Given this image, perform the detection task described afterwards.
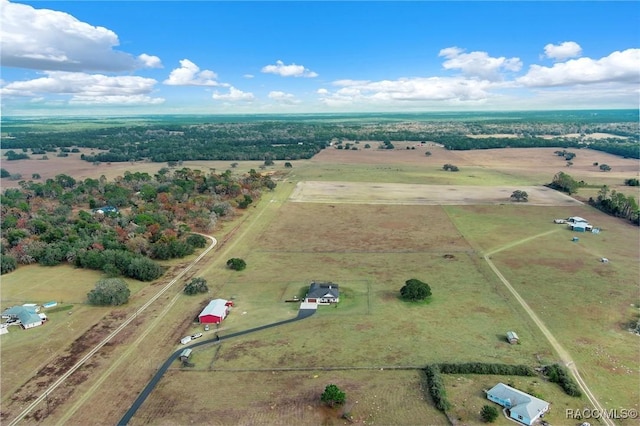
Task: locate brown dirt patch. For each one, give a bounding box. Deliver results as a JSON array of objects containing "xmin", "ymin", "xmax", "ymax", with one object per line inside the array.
[{"xmin": 290, "ymin": 181, "xmax": 583, "ymax": 206}]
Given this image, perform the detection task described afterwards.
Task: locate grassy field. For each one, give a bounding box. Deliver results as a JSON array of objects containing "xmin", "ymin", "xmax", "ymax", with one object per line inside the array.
[{"xmin": 1, "ymin": 144, "xmax": 638, "ymax": 425}]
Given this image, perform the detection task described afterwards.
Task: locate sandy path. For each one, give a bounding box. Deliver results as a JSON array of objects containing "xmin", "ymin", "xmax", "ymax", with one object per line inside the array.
[{"xmin": 484, "ymin": 232, "xmax": 614, "ymax": 426}]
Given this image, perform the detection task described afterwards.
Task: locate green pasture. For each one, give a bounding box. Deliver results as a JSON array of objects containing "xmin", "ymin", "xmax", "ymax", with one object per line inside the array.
[
  {"xmin": 290, "ymin": 161, "xmax": 535, "ymax": 186},
  {"xmin": 134, "ymin": 369, "xmax": 446, "ymax": 426},
  {"xmin": 443, "ymin": 373, "xmax": 587, "ymax": 425},
  {"xmin": 445, "ymin": 203, "xmax": 640, "ymax": 412},
  {"xmin": 0, "ymin": 264, "xmax": 147, "ymax": 306}
]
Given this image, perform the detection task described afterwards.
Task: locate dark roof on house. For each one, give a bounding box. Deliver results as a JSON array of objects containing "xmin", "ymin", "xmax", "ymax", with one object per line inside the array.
[{"xmin": 307, "ymin": 282, "xmax": 339, "ymax": 299}]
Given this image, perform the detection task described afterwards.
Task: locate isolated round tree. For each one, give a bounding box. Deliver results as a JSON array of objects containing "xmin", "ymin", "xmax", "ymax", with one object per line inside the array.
[
  {"xmin": 87, "ymin": 278, "xmax": 130, "ymax": 306},
  {"xmin": 226, "ymin": 258, "xmax": 247, "ymax": 271},
  {"xmin": 400, "ymin": 278, "xmax": 432, "ymax": 301}
]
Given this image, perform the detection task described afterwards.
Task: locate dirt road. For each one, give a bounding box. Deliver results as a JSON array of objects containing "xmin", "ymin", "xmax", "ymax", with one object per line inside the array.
[
  {"xmin": 6, "ymin": 236, "xmax": 218, "ymax": 426},
  {"xmin": 484, "ymin": 232, "xmax": 614, "ymax": 426}
]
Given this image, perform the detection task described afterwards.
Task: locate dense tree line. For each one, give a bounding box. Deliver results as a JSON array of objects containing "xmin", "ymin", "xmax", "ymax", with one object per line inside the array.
[
  {"xmin": 424, "ymin": 365, "xmax": 451, "ymax": 412},
  {"xmin": 436, "ymin": 362, "xmax": 536, "ymax": 376},
  {"xmin": 3, "ymin": 111, "xmax": 637, "ymax": 163},
  {"xmin": 0, "ymin": 166, "xmax": 276, "ymax": 276},
  {"xmin": 589, "ymin": 185, "xmax": 639, "ymax": 225}
]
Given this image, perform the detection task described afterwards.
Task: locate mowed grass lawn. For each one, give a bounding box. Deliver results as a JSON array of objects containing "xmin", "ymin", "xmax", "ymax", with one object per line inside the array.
[
  {"xmin": 135, "ymin": 202, "xmax": 570, "ymax": 424},
  {"xmin": 447, "ymin": 204, "xmax": 640, "ymax": 417},
  {"xmin": 0, "ymin": 265, "xmax": 149, "ymax": 401}
]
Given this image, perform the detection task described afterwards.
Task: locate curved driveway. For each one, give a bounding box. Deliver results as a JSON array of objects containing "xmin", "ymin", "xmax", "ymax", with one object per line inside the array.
[
  {"xmin": 117, "ymin": 307, "xmax": 316, "ymax": 426},
  {"xmin": 7, "ymin": 235, "xmax": 218, "ymax": 426}
]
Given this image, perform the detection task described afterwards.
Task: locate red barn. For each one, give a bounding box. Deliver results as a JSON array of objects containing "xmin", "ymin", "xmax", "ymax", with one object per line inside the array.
[{"xmin": 198, "ymin": 299, "xmax": 229, "ymax": 324}]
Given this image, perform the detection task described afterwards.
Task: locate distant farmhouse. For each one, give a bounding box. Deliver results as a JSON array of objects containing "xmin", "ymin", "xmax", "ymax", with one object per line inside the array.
[
  {"xmin": 92, "ymin": 206, "xmax": 118, "ymax": 215},
  {"xmin": 198, "ymin": 299, "xmax": 232, "ymax": 324},
  {"xmin": 566, "ymin": 216, "xmax": 593, "ymax": 232},
  {"xmin": 2, "ymin": 305, "xmax": 48, "ymax": 330},
  {"xmin": 304, "ymin": 282, "xmax": 339, "ymax": 304},
  {"xmin": 486, "ymin": 382, "xmax": 550, "ymax": 426}
]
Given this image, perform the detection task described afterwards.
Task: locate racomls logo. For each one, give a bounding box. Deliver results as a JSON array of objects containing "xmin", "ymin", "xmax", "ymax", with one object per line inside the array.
[{"xmin": 566, "ymin": 408, "xmax": 639, "ymax": 421}]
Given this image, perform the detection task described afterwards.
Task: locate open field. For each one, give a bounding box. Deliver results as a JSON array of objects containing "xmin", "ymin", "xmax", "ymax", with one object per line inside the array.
[
  {"xmin": 1, "ymin": 143, "xmax": 638, "ymax": 425},
  {"xmin": 289, "ymin": 181, "xmax": 582, "ymax": 206}
]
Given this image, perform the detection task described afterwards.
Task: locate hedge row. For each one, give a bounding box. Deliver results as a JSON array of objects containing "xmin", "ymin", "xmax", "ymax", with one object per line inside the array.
[
  {"xmin": 424, "ymin": 365, "xmax": 451, "ymax": 412},
  {"xmin": 437, "ymin": 362, "xmax": 536, "ymax": 377},
  {"xmin": 544, "ymin": 364, "xmax": 582, "ymax": 397}
]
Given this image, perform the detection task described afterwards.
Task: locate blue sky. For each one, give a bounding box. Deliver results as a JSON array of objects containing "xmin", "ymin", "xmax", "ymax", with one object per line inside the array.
[{"xmin": 1, "ymin": 1, "xmax": 639, "ymax": 115}]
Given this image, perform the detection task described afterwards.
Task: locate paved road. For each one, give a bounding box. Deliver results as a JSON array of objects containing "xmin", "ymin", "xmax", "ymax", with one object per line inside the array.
[
  {"xmin": 117, "ymin": 307, "xmax": 316, "ymax": 426},
  {"xmin": 6, "ymin": 236, "xmax": 218, "ymax": 426}
]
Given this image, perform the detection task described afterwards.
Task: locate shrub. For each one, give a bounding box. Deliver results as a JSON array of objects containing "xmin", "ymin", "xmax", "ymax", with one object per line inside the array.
[
  {"xmin": 0, "ymin": 254, "xmax": 17, "ymax": 275},
  {"xmin": 321, "ymin": 384, "xmax": 346, "ymax": 407},
  {"xmin": 544, "ymin": 364, "xmax": 582, "ymax": 397},
  {"xmin": 481, "ymin": 405, "xmax": 499, "ymax": 422},
  {"xmin": 184, "ymin": 277, "xmax": 209, "ymax": 295},
  {"xmin": 400, "ymin": 278, "xmax": 431, "ymax": 301},
  {"xmin": 186, "ymin": 233, "xmax": 208, "ymax": 248},
  {"xmin": 227, "ymin": 257, "xmax": 246, "ymax": 271},
  {"xmin": 87, "ymin": 278, "xmax": 130, "ymax": 306}
]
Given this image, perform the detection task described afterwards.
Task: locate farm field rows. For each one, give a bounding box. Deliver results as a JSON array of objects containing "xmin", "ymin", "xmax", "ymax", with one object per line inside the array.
[{"xmin": 1, "ymin": 143, "xmax": 638, "ymax": 425}]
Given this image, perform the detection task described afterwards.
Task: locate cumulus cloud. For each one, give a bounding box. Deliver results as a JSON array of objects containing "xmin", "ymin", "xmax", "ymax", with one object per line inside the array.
[
  {"xmin": 0, "ymin": 0, "xmax": 159, "ymax": 72},
  {"xmin": 0, "ymin": 71, "xmax": 164, "ymax": 105},
  {"xmin": 138, "ymin": 54, "xmax": 163, "ymax": 69},
  {"xmin": 212, "ymin": 86, "xmax": 255, "ymax": 101},
  {"xmin": 261, "ymin": 60, "xmax": 318, "ymax": 78},
  {"xmin": 164, "ymin": 59, "xmax": 221, "ymax": 86},
  {"xmin": 438, "ymin": 47, "xmax": 522, "ymax": 81},
  {"xmin": 518, "ymin": 48, "xmax": 640, "ymax": 87},
  {"xmin": 268, "ymin": 91, "xmax": 299, "ymax": 104},
  {"xmin": 319, "ymin": 76, "xmax": 494, "ymax": 107},
  {"xmin": 243, "ymin": 74, "xmax": 255, "ymax": 79},
  {"xmin": 543, "ymin": 41, "xmax": 582, "ymax": 61}
]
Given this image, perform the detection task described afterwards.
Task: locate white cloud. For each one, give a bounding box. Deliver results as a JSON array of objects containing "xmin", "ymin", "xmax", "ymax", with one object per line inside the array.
[
  {"xmin": 0, "ymin": 0, "xmax": 158, "ymax": 72},
  {"xmin": 261, "ymin": 60, "xmax": 318, "ymax": 78},
  {"xmin": 543, "ymin": 41, "xmax": 582, "ymax": 61},
  {"xmin": 243, "ymin": 74, "xmax": 255, "ymax": 79},
  {"xmin": 138, "ymin": 54, "xmax": 163, "ymax": 69},
  {"xmin": 212, "ymin": 86, "xmax": 255, "ymax": 101},
  {"xmin": 316, "ymin": 88, "xmax": 329, "ymax": 95},
  {"xmin": 319, "ymin": 76, "xmax": 494, "ymax": 107},
  {"xmin": 518, "ymin": 48, "xmax": 640, "ymax": 87},
  {"xmin": 268, "ymin": 91, "xmax": 299, "ymax": 104},
  {"xmin": 164, "ymin": 59, "xmax": 221, "ymax": 86},
  {"xmin": 0, "ymin": 71, "xmax": 164, "ymax": 105},
  {"xmin": 438, "ymin": 47, "xmax": 522, "ymax": 81}
]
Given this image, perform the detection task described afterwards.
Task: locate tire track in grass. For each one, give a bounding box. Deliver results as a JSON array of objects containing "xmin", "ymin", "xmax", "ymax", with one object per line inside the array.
[
  {"xmin": 6, "ymin": 236, "xmax": 217, "ymax": 426},
  {"xmin": 483, "ymin": 229, "xmax": 614, "ymax": 426}
]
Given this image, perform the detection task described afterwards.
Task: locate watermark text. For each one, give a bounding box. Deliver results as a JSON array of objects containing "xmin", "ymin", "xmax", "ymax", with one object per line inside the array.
[{"xmin": 566, "ymin": 408, "xmax": 638, "ymax": 420}]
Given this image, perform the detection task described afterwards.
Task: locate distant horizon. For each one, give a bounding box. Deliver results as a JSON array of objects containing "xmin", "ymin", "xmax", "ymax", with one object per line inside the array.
[
  {"xmin": 3, "ymin": 108, "xmax": 639, "ymax": 121},
  {"xmin": 1, "ymin": 1, "xmax": 638, "ymax": 116}
]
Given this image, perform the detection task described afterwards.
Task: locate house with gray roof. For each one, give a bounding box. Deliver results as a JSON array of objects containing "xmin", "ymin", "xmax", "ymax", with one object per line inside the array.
[
  {"xmin": 304, "ymin": 282, "xmax": 339, "ymax": 304},
  {"xmin": 486, "ymin": 382, "xmax": 549, "ymax": 425}
]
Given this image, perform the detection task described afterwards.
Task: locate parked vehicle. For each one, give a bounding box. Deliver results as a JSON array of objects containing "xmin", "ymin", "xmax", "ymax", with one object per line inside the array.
[
  {"xmin": 204, "ymin": 324, "xmax": 210, "ymax": 331},
  {"xmin": 180, "ymin": 336, "xmax": 192, "ymax": 345},
  {"xmin": 191, "ymin": 333, "xmax": 203, "ymax": 339}
]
